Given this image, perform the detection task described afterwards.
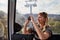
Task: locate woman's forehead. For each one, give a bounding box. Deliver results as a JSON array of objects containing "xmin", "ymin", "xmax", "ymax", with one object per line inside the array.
[
  {"xmin": 38, "ymin": 14, "xmax": 46, "ymax": 18},
  {"xmin": 38, "ymin": 15, "xmax": 42, "ymax": 17}
]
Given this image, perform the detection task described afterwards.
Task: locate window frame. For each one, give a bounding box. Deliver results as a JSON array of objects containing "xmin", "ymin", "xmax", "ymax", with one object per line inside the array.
[{"xmin": 8, "ymin": 0, "xmax": 16, "ymax": 40}]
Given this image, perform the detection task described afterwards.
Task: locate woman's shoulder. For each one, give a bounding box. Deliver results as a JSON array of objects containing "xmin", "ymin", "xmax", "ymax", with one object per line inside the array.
[
  {"xmin": 45, "ymin": 25, "xmax": 52, "ymax": 30},
  {"xmin": 44, "ymin": 25, "xmax": 52, "ymax": 35}
]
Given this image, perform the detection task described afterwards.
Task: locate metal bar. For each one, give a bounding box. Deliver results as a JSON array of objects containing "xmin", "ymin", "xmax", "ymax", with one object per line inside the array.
[
  {"xmin": 30, "ymin": 5, "xmax": 33, "ymax": 15},
  {"xmin": 8, "ymin": 0, "xmax": 16, "ymax": 40}
]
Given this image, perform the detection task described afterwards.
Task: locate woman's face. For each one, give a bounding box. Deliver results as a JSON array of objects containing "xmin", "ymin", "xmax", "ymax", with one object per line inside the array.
[{"xmin": 38, "ymin": 15, "xmax": 46, "ymax": 23}]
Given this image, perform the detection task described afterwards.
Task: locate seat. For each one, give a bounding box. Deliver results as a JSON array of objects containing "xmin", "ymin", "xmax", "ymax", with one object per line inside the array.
[{"xmin": 11, "ymin": 34, "xmax": 34, "ymax": 40}]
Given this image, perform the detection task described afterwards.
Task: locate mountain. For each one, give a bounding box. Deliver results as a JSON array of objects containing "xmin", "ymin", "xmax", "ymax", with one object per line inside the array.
[
  {"xmin": 23, "ymin": 14, "xmax": 60, "ymax": 21},
  {"xmin": 48, "ymin": 14, "xmax": 60, "ymax": 21},
  {"xmin": 0, "ymin": 11, "xmax": 7, "ymax": 19},
  {"xmin": 15, "ymin": 12, "xmax": 25, "ymax": 26}
]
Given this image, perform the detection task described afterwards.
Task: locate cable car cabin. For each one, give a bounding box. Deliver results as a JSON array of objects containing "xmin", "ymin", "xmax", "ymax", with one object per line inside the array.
[
  {"xmin": 0, "ymin": 0, "xmax": 60, "ymax": 40},
  {"xmin": 7, "ymin": 0, "xmax": 60, "ymax": 40}
]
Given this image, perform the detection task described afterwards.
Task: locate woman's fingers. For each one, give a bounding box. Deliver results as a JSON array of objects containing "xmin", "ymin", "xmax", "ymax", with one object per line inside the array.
[{"xmin": 30, "ymin": 16, "xmax": 34, "ymax": 22}]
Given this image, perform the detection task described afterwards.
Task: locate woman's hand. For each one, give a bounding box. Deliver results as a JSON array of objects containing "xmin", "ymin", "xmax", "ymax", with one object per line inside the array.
[
  {"xmin": 23, "ymin": 19, "xmax": 30, "ymax": 34},
  {"xmin": 24, "ymin": 19, "xmax": 30, "ymax": 25},
  {"xmin": 30, "ymin": 16, "xmax": 34, "ymax": 22}
]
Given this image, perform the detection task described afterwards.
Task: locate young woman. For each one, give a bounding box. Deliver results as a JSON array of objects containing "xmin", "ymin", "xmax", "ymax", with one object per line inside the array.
[{"xmin": 22, "ymin": 12, "xmax": 52, "ymax": 40}]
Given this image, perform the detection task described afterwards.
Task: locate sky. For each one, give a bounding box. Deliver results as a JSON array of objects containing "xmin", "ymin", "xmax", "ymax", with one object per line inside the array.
[
  {"xmin": 0, "ymin": 0, "xmax": 60, "ymax": 14},
  {"xmin": 0, "ymin": 0, "xmax": 8, "ymax": 13}
]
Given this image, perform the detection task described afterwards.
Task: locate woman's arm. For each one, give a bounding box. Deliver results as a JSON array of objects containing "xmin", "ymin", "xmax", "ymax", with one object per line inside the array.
[
  {"xmin": 22, "ymin": 20, "xmax": 29, "ymax": 34},
  {"xmin": 30, "ymin": 16, "xmax": 50, "ymax": 40}
]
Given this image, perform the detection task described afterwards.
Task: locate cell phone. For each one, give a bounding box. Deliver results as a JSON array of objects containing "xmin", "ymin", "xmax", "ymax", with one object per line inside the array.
[{"xmin": 28, "ymin": 16, "xmax": 31, "ymax": 21}]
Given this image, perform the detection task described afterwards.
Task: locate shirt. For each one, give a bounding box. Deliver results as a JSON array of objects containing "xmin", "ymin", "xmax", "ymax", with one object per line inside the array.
[{"xmin": 32, "ymin": 25, "xmax": 52, "ymax": 40}]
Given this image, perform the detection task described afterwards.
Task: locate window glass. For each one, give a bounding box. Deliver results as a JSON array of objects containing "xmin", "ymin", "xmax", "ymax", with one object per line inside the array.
[
  {"xmin": 16, "ymin": 0, "xmax": 60, "ymax": 34},
  {"xmin": 0, "ymin": 0, "xmax": 8, "ymax": 40}
]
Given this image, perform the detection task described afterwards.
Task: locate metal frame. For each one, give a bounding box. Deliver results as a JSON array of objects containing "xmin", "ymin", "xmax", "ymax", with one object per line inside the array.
[{"xmin": 8, "ymin": 0, "xmax": 16, "ymax": 40}]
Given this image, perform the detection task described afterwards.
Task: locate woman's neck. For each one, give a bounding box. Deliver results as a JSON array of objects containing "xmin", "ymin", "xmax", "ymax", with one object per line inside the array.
[{"xmin": 39, "ymin": 23, "xmax": 45, "ymax": 28}]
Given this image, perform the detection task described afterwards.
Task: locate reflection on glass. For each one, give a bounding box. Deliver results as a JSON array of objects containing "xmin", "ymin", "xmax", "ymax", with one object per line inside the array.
[
  {"xmin": 0, "ymin": 0, "xmax": 8, "ymax": 40},
  {"xmin": 16, "ymin": 0, "xmax": 60, "ymax": 34}
]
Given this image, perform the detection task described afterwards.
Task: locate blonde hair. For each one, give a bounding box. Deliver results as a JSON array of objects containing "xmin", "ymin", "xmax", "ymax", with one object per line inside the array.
[{"xmin": 0, "ymin": 21, "xmax": 4, "ymax": 37}]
